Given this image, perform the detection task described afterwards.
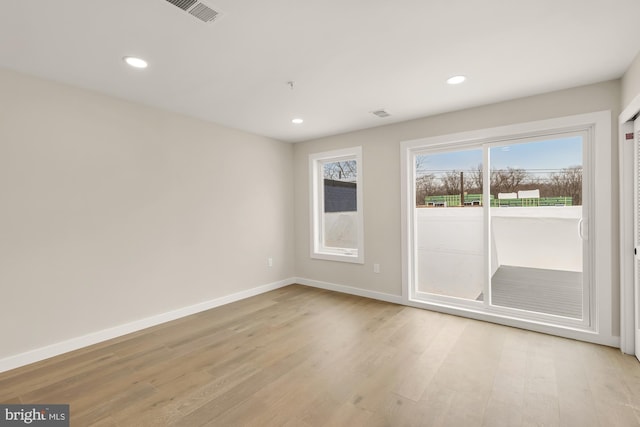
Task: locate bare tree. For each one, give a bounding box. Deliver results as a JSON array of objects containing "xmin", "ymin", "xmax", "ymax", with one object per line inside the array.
[
  {"xmin": 324, "ymin": 160, "xmax": 357, "ymax": 181},
  {"xmin": 468, "ymin": 163, "xmax": 483, "ymax": 193},
  {"xmin": 415, "ymin": 174, "xmax": 438, "ymax": 205},
  {"xmin": 491, "ymin": 167, "xmax": 527, "ymax": 195},
  {"xmin": 549, "ymin": 166, "xmax": 582, "ymax": 205},
  {"xmin": 441, "ymin": 171, "xmax": 462, "ymax": 195},
  {"xmin": 415, "ymin": 155, "xmax": 426, "ymax": 174}
]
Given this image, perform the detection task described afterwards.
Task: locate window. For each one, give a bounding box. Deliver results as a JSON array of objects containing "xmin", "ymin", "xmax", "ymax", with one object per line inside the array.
[{"xmin": 310, "ymin": 147, "xmax": 364, "ymax": 263}]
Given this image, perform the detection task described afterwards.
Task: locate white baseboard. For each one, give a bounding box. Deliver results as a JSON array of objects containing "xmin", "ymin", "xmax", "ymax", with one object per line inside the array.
[
  {"xmin": 295, "ymin": 277, "xmax": 403, "ymax": 305},
  {"xmin": 294, "ymin": 278, "xmax": 621, "ymax": 348},
  {"xmin": 0, "ymin": 278, "xmax": 295, "ymax": 374},
  {"xmin": 403, "ymin": 298, "xmax": 621, "ymax": 348},
  {"xmin": 1, "ymin": 276, "xmax": 619, "ymax": 374}
]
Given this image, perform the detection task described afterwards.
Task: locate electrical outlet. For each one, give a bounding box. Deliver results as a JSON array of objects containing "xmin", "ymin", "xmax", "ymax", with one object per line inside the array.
[
  {"xmin": 268, "ymin": 257, "xmax": 273, "ymax": 267},
  {"xmin": 373, "ymin": 263, "xmax": 380, "ymax": 274}
]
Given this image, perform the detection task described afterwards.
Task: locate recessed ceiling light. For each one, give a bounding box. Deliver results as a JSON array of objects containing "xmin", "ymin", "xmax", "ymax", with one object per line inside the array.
[
  {"xmin": 123, "ymin": 56, "xmax": 148, "ymax": 69},
  {"xmin": 446, "ymin": 75, "xmax": 466, "ymax": 85},
  {"xmin": 292, "ymin": 118, "xmax": 304, "ymax": 124},
  {"xmin": 371, "ymin": 109, "xmax": 391, "ymax": 118}
]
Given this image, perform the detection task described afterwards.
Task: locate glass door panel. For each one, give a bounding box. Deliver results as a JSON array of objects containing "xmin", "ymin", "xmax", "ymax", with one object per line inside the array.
[
  {"xmin": 415, "ymin": 148, "xmax": 484, "ymax": 300},
  {"xmin": 488, "ymin": 136, "xmax": 585, "ymax": 319}
]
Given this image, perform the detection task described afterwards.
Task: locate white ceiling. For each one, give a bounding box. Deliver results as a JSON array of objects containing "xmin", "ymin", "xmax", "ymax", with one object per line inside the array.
[{"xmin": 1, "ymin": 0, "xmax": 640, "ymax": 143}]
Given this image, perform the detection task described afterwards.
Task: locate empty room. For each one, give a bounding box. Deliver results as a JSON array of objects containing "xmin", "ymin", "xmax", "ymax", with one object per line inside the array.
[{"xmin": 3, "ymin": 0, "xmax": 640, "ymax": 426}]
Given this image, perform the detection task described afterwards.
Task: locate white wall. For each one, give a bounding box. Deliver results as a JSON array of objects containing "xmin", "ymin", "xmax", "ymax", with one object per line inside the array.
[
  {"xmin": 491, "ymin": 207, "xmax": 582, "ymax": 272},
  {"xmin": 622, "ymin": 50, "xmax": 640, "ymax": 109},
  {"xmin": 417, "ymin": 208, "xmax": 483, "ymax": 299},
  {"xmin": 293, "ymin": 80, "xmax": 621, "ymax": 332},
  {"xmin": 0, "ymin": 68, "xmax": 295, "ymax": 362}
]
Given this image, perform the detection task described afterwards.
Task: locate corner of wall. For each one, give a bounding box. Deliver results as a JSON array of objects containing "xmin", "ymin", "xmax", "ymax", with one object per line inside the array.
[{"xmin": 622, "ymin": 50, "xmax": 640, "ymax": 110}]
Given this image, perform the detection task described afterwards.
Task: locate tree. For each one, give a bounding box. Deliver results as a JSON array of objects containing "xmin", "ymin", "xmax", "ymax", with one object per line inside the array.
[
  {"xmin": 490, "ymin": 167, "xmax": 527, "ymax": 195},
  {"xmin": 324, "ymin": 160, "xmax": 357, "ymax": 181},
  {"xmin": 549, "ymin": 166, "xmax": 582, "ymax": 205},
  {"xmin": 415, "ymin": 174, "xmax": 438, "ymax": 205},
  {"xmin": 415, "ymin": 155, "xmax": 426, "ymax": 175},
  {"xmin": 442, "ymin": 171, "xmax": 463, "ymax": 195},
  {"xmin": 468, "ymin": 163, "xmax": 483, "ymax": 193}
]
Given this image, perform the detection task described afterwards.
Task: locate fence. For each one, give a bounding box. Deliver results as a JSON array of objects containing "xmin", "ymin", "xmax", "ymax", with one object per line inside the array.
[{"xmin": 424, "ymin": 194, "xmax": 573, "ymax": 207}]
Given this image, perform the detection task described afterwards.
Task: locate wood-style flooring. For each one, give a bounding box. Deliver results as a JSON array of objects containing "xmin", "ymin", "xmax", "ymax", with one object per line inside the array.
[{"xmin": 1, "ymin": 285, "xmax": 639, "ymax": 426}]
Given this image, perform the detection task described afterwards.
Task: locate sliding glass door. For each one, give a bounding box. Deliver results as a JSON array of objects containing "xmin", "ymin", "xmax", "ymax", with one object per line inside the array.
[
  {"xmin": 488, "ymin": 135, "xmax": 587, "ymax": 321},
  {"xmin": 410, "ymin": 131, "xmax": 590, "ymax": 327}
]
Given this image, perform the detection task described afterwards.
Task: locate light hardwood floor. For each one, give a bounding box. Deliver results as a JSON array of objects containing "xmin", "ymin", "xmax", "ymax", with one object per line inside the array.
[{"xmin": 1, "ymin": 285, "xmax": 639, "ymax": 426}]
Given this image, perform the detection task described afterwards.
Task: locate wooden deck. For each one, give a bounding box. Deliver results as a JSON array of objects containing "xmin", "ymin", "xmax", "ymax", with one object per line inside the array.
[{"xmin": 491, "ymin": 265, "xmax": 582, "ymax": 319}]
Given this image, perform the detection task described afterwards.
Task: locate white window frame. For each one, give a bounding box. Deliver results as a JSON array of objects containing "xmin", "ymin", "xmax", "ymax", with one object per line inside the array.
[
  {"xmin": 401, "ymin": 111, "xmax": 616, "ymax": 347},
  {"xmin": 309, "ymin": 146, "xmax": 364, "ymax": 264},
  {"xmin": 408, "ymin": 131, "xmax": 592, "ymax": 328}
]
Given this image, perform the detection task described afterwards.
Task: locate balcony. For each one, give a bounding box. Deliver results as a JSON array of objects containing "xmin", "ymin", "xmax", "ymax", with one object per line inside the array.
[{"xmin": 416, "ymin": 206, "xmax": 582, "ymax": 319}]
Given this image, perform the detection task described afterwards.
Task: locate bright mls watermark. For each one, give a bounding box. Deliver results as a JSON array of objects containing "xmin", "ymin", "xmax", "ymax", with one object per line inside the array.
[{"xmin": 0, "ymin": 405, "xmax": 68, "ymax": 426}]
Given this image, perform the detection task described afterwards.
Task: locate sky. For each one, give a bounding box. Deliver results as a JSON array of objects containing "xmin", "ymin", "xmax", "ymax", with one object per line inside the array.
[{"xmin": 416, "ymin": 136, "xmax": 582, "ymax": 175}]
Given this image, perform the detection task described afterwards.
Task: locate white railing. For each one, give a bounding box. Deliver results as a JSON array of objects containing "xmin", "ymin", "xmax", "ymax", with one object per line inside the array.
[{"xmin": 416, "ymin": 206, "xmax": 582, "ymax": 299}]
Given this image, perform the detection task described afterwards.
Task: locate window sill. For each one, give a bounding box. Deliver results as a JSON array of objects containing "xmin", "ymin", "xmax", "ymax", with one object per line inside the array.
[{"xmin": 311, "ymin": 249, "xmax": 363, "ymax": 264}]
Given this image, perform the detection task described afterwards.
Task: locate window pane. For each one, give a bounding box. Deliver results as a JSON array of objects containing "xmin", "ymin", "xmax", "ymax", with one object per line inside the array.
[
  {"xmin": 323, "ymin": 160, "xmax": 357, "ymax": 250},
  {"xmin": 489, "ymin": 136, "xmax": 584, "ymax": 319},
  {"xmin": 415, "ymin": 149, "xmax": 484, "ymax": 300}
]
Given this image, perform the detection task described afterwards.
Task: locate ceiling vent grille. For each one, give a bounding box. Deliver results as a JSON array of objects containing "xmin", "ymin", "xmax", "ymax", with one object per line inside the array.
[
  {"xmin": 371, "ymin": 110, "xmax": 391, "ymax": 118},
  {"xmin": 189, "ymin": 3, "xmax": 218, "ymax": 22},
  {"xmin": 164, "ymin": 0, "xmax": 219, "ymax": 23},
  {"xmin": 166, "ymin": 0, "xmax": 197, "ymax": 11}
]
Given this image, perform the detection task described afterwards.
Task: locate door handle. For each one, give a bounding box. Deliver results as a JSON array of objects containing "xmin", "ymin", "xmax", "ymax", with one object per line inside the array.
[{"xmin": 579, "ymin": 218, "xmax": 586, "ymax": 240}]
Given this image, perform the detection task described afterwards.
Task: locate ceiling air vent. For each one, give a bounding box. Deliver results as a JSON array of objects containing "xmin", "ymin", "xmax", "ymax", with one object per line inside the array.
[
  {"xmin": 371, "ymin": 109, "xmax": 391, "ymax": 118},
  {"xmin": 189, "ymin": 3, "xmax": 218, "ymax": 22},
  {"xmin": 166, "ymin": 0, "xmax": 197, "ymax": 11},
  {"xmin": 164, "ymin": 0, "xmax": 219, "ymax": 23}
]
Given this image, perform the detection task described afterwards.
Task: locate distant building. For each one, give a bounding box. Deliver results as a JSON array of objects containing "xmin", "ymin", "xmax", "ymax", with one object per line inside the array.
[
  {"xmin": 517, "ymin": 189, "xmax": 540, "ymax": 199},
  {"xmin": 324, "ymin": 179, "xmax": 357, "ymax": 212}
]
